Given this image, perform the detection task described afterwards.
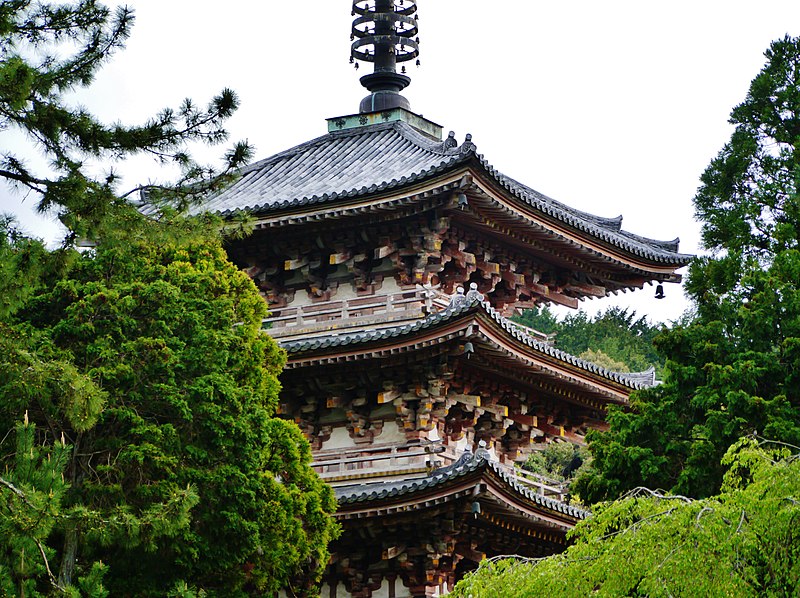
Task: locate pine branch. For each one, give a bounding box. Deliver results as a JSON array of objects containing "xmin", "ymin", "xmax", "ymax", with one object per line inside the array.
[
  {"xmin": 0, "ymin": 168, "xmax": 47, "ymax": 193},
  {"xmin": 35, "ymin": 538, "xmax": 65, "ymax": 593},
  {"xmin": 0, "ymin": 475, "xmax": 29, "ymax": 503}
]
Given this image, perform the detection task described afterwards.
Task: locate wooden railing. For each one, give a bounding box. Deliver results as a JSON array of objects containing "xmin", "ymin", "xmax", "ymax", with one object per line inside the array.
[
  {"xmin": 263, "ymin": 288, "xmax": 554, "ymax": 344},
  {"xmin": 310, "ymin": 442, "xmax": 459, "ymax": 485},
  {"xmin": 310, "ymin": 442, "xmax": 569, "ymax": 500},
  {"xmin": 505, "ymin": 468, "xmax": 569, "ymax": 500},
  {"xmin": 263, "ymin": 289, "xmax": 434, "ymax": 338},
  {"xmin": 506, "ymin": 320, "xmax": 554, "ymax": 345}
]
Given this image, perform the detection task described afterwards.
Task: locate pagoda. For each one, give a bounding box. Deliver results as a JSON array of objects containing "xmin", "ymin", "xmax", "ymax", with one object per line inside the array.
[{"xmin": 189, "ymin": 2, "xmax": 690, "ymax": 596}]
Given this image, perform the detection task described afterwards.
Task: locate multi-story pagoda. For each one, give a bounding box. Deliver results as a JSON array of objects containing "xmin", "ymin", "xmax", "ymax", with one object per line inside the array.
[{"xmin": 190, "ymin": 2, "xmax": 690, "ymax": 596}]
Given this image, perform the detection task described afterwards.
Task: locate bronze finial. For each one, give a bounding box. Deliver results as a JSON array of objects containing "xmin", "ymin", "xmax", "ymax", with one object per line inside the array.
[{"xmin": 350, "ymin": 0, "xmax": 419, "ymax": 113}]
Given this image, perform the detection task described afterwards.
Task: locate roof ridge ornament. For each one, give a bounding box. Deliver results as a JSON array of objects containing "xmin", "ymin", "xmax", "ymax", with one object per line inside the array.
[
  {"xmin": 459, "ymin": 133, "xmax": 476, "ymax": 154},
  {"xmin": 350, "ymin": 0, "xmax": 420, "ymax": 113},
  {"xmin": 448, "ymin": 286, "xmax": 467, "ymax": 309},
  {"xmin": 465, "ymin": 282, "xmax": 484, "ymax": 303}
]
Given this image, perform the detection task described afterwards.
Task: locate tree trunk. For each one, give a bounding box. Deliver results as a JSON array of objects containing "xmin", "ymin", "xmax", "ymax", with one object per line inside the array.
[
  {"xmin": 59, "ymin": 432, "xmax": 83, "ymax": 588},
  {"xmin": 58, "ymin": 525, "xmax": 78, "ymax": 588}
]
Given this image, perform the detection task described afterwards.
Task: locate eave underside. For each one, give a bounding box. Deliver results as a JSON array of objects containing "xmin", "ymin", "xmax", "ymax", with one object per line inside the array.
[{"xmin": 243, "ymin": 164, "xmax": 688, "ymax": 285}]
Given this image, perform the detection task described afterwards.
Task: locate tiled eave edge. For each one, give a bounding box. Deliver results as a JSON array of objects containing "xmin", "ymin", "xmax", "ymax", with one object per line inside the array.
[
  {"xmin": 463, "ymin": 189, "xmax": 685, "ymax": 286},
  {"xmin": 239, "ymin": 157, "xmax": 690, "ymax": 282},
  {"xmin": 472, "ymin": 308, "xmax": 643, "ymax": 402},
  {"xmin": 335, "ymin": 456, "xmax": 586, "ymax": 528},
  {"xmin": 281, "ymin": 301, "xmax": 651, "ymax": 398},
  {"xmin": 469, "ymin": 155, "xmax": 693, "ymax": 268},
  {"xmin": 461, "ymin": 172, "xmax": 690, "ymax": 281},
  {"xmin": 246, "ymin": 175, "xmax": 465, "ymax": 230}
]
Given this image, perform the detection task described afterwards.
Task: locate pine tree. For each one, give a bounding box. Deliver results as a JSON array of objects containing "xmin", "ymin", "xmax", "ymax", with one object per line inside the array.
[
  {"xmin": 0, "ymin": 0, "xmax": 251, "ymax": 246},
  {"xmin": 574, "ymin": 36, "xmax": 800, "ymax": 502},
  {"xmin": 0, "ymin": 2, "xmax": 338, "ymax": 595},
  {"xmin": 0, "ymin": 416, "xmax": 100, "ymax": 596}
]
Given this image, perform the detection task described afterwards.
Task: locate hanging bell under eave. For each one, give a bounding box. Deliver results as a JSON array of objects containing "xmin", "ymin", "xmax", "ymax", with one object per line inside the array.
[
  {"xmin": 655, "ymin": 284, "xmax": 665, "ymax": 299},
  {"xmin": 471, "ymin": 501, "xmax": 481, "ymax": 518}
]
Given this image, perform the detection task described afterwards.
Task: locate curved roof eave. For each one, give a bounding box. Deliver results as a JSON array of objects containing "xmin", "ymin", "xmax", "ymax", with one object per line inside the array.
[
  {"xmin": 281, "ymin": 299, "xmax": 657, "ymax": 393},
  {"xmin": 335, "ymin": 452, "xmax": 589, "ymax": 521},
  {"xmin": 173, "ymin": 120, "xmax": 690, "ymax": 267}
]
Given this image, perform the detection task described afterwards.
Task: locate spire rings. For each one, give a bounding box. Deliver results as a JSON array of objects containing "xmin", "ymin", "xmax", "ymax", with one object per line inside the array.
[
  {"xmin": 351, "ymin": 35, "xmax": 419, "ymax": 63},
  {"xmin": 352, "ymin": 13, "xmax": 418, "ymax": 40},
  {"xmin": 352, "ymin": 0, "xmax": 418, "ymax": 18}
]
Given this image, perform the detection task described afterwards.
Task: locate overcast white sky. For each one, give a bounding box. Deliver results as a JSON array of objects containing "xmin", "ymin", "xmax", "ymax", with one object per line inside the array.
[{"xmin": 5, "ymin": 1, "xmax": 800, "ymax": 323}]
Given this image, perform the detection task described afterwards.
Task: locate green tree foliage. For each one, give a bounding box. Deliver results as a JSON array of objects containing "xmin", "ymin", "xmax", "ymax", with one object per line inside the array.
[
  {"xmin": 0, "ymin": 0, "xmax": 252, "ymax": 243},
  {"xmin": 1, "ymin": 221, "xmax": 338, "ymax": 595},
  {"xmin": 452, "ymin": 439, "xmax": 800, "ymax": 597},
  {"xmin": 514, "ymin": 306, "xmax": 664, "ymax": 374},
  {"xmin": 1, "ymin": 417, "xmax": 78, "ymax": 596},
  {"xmin": 522, "ymin": 441, "xmax": 589, "ymax": 485},
  {"xmin": 0, "ymin": 2, "xmax": 337, "ymax": 595},
  {"xmin": 575, "ymin": 36, "xmax": 800, "ymax": 503},
  {"xmin": 0, "ymin": 417, "xmax": 112, "ymax": 597}
]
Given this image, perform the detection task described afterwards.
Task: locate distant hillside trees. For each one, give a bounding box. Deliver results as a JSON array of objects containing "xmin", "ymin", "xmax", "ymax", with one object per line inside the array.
[{"xmin": 514, "ymin": 306, "xmax": 666, "ymax": 375}]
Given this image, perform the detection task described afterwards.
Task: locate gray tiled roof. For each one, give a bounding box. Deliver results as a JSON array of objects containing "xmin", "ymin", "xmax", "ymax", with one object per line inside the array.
[
  {"xmin": 335, "ymin": 452, "xmax": 589, "ymax": 520},
  {"xmin": 183, "ymin": 119, "xmax": 689, "ymax": 265},
  {"xmin": 281, "ymin": 299, "xmax": 658, "ymax": 391},
  {"xmin": 190, "ymin": 121, "xmax": 469, "ymax": 216}
]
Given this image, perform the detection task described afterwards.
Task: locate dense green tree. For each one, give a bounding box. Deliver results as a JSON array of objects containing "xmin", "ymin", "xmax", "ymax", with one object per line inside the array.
[
  {"xmin": 574, "ymin": 36, "xmax": 800, "ymax": 503},
  {"xmin": 2, "ymin": 220, "xmax": 338, "ymax": 595},
  {"xmin": 451, "ymin": 439, "xmax": 800, "ymax": 597},
  {"xmin": 514, "ymin": 306, "xmax": 665, "ymax": 374},
  {"xmin": 0, "ymin": 2, "xmax": 338, "ymax": 595}
]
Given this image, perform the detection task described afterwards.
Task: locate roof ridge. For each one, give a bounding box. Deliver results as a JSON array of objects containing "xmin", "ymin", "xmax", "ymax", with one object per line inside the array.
[
  {"xmin": 334, "ymin": 451, "xmax": 588, "ymax": 519},
  {"xmin": 482, "ymin": 169, "xmax": 691, "ymax": 262},
  {"xmin": 476, "ymin": 299, "xmax": 657, "ymax": 390}
]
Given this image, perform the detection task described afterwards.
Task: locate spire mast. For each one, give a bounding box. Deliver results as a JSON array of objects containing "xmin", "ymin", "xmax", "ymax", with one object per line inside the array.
[{"xmin": 350, "ymin": 0, "xmax": 419, "ymax": 113}]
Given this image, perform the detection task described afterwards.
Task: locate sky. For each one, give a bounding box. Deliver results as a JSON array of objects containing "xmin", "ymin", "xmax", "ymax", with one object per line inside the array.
[{"xmin": 4, "ymin": 0, "xmax": 800, "ymax": 323}]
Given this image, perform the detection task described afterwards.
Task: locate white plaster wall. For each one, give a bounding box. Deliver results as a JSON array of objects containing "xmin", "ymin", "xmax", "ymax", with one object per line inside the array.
[
  {"xmin": 322, "ymin": 425, "xmax": 355, "ymax": 451},
  {"xmin": 320, "ymin": 421, "xmax": 415, "ymax": 452},
  {"xmin": 376, "ymin": 419, "xmax": 406, "ymax": 444},
  {"xmin": 452, "ymin": 435, "xmax": 470, "ymax": 455},
  {"xmin": 283, "ymin": 275, "xmax": 404, "ymax": 308}
]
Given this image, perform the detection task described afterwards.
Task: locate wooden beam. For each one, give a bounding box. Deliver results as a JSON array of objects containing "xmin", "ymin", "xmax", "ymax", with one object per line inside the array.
[
  {"xmin": 374, "ymin": 245, "xmax": 394, "ymax": 260},
  {"xmin": 382, "ymin": 545, "xmax": 406, "ymax": 560},
  {"xmin": 447, "ymin": 393, "xmax": 481, "ymax": 408},
  {"xmin": 502, "ymin": 270, "xmax": 526, "ymax": 286},
  {"xmin": 510, "ymin": 413, "xmax": 538, "ymax": 427},
  {"xmin": 284, "ymin": 257, "xmax": 308, "ymax": 270},
  {"xmin": 329, "ymin": 251, "xmax": 352, "ymax": 265},
  {"xmin": 476, "ymin": 260, "xmax": 500, "ymax": 275},
  {"xmin": 481, "ymin": 403, "xmax": 509, "ymax": 418},
  {"xmin": 564, "ymin": 282, "xmax": 606, "ymax": 297},
  {"xmin": 454, "ymin": 543, "xmax": 485, "ymax": 563},
  {"xmin": 377, "ymin": 389, "xmax": 401, "ymax": 404}
]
